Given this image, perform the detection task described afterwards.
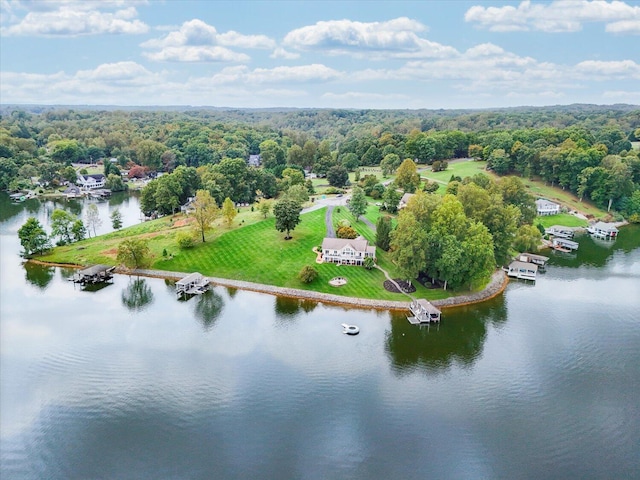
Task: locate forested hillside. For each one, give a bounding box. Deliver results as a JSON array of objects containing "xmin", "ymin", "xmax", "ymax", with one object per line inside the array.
[{"xmin": 1, "ymin": 105, "xmax": 639, "ymax": 218}]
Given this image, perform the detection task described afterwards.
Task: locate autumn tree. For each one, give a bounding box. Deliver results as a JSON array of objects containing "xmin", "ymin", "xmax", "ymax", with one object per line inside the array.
[
  {"xmin": 258, "ymin": 199, "xmax": 272, "ymax": 218},
  {"xmin": 192, "ymin": 189, "xmax": 219, "ymax": 242},
  {"xmin": 221, "ymin": 197, "xmax": 237, "ymax": 227},
  {"xmin": 394, "ymin": 158, "xmax": 420, "ymax": 193}
]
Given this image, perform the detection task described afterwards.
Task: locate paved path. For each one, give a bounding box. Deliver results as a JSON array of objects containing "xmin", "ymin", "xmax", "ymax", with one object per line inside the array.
[
  {"xmin": 358, "ymin": 215, "xmax": 376, "ymax": 232},
  {"xmin": 375, "ymin": 265, "xmax": 414, "ymax": 301},
  {"xmin": 325, "ymin": 205, "xmax": 335, "ymax": 238}
]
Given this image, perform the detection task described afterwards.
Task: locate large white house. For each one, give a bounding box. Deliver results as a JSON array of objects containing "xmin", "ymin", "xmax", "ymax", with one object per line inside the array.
[
  {"xmin": 77, "ymin": 174, "xmax": 106, "ymax": 190},
  {"xmin": 535, "ymin": 198, "xmax": 560, "ymax": 216},
  {"xmin": 322, "ymin": 236, "xmax": 376, "ymax": 266}
]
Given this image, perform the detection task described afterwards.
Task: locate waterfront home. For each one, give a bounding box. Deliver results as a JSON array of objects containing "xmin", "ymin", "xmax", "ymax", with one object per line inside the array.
[
  {"xmin": 398, "ymin": 193, "xmax": 415, "ymax": 209},
  {"xmin": 63, "ymin": 185, "xmax": 82, "ymax": 198},
  {"xmin": 321, "ymin": 236, "xmax": 376, "ymax": 266},
  {"xmin": 78, "ymin": 174, "xmax": 106, "ymax": 190},
  {"xmin": 536, "ymin": 198, "xmax": 560, "ymax": 216},
  {"xmin": 507, "ymin": 261, "xmax": 538, "ymax": 281},
  {"xmin": 587, "ymin": 221, "xmax": 618, "ymax": 239}
]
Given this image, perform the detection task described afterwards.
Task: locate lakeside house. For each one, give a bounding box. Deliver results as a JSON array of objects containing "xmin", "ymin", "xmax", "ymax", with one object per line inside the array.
[
  {"xmin": 536, "ymin": 198, "xmax": 560, "ymax": 216},
  {"xmin": 63, "ymin": 185, "xmax": 82, "ymax": 198},
  {"xmin": 587, "ymin": 221, "xmax": 618, "ymax": 239},
  {"xmin": 321, "ymin": 236, "xmax": 376, "ymax": 266},
  {"xmin": 398, "ymin": 193, "xmax": 415, "ymax": 209},
  {"xmin": 77, "ymin": 174, "xmax": 106, "ymax": 190}
]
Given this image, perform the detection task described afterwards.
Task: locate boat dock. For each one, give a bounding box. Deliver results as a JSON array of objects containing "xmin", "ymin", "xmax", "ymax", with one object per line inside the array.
[
  {"xmin": 71, "ymin": 264, "xmax": 115, "ymax": 285},
  {"xmin": 552, "ymin": 237, "xmax": 579, "ymax": 252},
  {"xmin": 176, "ymin": 272, "xmax": 210, "ymax": 297},
  {"xmin": 517, "ymin": 253, "xmax": 549, "ymax": 268},
  {"xmin": 506, "ymin": 260, "xmax": 538, "ymax": 281},
  {"xmin": 407, "ymin": 299, "xmax": 441, "ymax": 324},
  {"xmin": 546, "ymin": 226, "xmax": 574, "ymax": 239}
]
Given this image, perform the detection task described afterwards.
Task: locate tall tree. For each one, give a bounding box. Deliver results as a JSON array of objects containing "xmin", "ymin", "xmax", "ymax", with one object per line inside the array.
[
  {"xmin": 110, "ymin": 209, "xmax": 123, "ymax": 230},
  {"xmin": 375, "ymin": 216, "xmax": 392, "ymax": 251},
  {"xmin": 326, "ymin": 165, "xmax": 349, "ymax": 188},
  {"xmin": 71, "ymin": 219, "xmax": 86, "ymax": 242},
  {"xmin": 18, "ymin": 217, "xmax": 50, "ymax": 256},
  {"xmin": 117, "ymin": 238, "xmax": 150, "ymax": 269},
  {"xmin": 389, "ymin": 212, "xmax": 428, "ymax": 284},
  {"xmin": 85, "ymin": 203, "xmax": 102, "ymax": 237},
  {"xmin": 221, "ymin": 197, "xmax": 237, "ymax": 227},
  {"xmin": 51, "ymin": 209, "xmax": 76, "ymax": 245},
  {"xmin": 348, "ymin": 186, "xmax": 368, "ymax": 222},
  {"xmin": 274, "ymin": 197, "xmax": 302, "ymax": 239},
  {"xmin": 395, "ymin": 158, "xmax": 420, "ymax": 193},
  {"xmin": 192, "ymin": 189, "xmax": 219, "ymax": 242}
]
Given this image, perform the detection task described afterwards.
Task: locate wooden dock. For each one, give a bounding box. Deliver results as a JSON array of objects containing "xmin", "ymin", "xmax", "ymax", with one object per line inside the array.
[
  {"xmin": 552, "ymin": 237, "xmax": 579, "ymax": 252},
  {"xmin": 176, "ymin": 272, "xmax": 210, "ymax": 297},
  {"xmin": 407, "ymin": 299, "xmax": 441, "ymax": 324},
  {"xmin": 71, "ymin": 265, "xmax": 115, "ymax": 285}
]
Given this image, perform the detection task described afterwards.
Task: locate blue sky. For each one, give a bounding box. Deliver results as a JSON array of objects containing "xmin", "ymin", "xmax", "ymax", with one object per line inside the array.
[{"xmin": 1, "ymin": 0, "xmax": 639, "ymax": 109}]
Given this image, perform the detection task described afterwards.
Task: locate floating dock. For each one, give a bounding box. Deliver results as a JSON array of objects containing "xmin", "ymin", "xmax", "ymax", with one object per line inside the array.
[
  {"xmin": 407, "ymin": 299, "xmax": 441, "ymax": 324},
  {"xmin": 176, "ymin": 272, "xmax": 210, "ymax": 297},
  {"xmin": 552, "ymin": 237, "xmax": 579, "ymax": 252}
]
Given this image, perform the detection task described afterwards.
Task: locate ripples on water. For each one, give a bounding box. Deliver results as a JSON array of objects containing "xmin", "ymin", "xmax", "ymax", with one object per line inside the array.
[{"xmin": 1, "ymin": 195, "xmax": 639, "ymax": 479}]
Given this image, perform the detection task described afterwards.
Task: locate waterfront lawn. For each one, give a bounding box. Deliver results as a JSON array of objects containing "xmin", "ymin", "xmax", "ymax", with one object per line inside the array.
[{"xmin": 536, "ymin": 213, "xmax": 589, "ymax": 229}]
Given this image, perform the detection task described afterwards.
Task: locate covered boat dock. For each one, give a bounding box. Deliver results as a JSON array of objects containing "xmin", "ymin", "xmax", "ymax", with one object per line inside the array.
[
  {"xmin": 71, "ymin": 264, "xmax": 115, "ymax": 285},
  {"xmin": 176, "ymin": 272, "xmax": 210, "ymax": 297}
]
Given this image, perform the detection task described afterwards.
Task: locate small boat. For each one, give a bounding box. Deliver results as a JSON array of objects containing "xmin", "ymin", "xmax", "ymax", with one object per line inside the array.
[{"xmin": 341, "ymin": 323, "xmax": 359, "ymax": 335}]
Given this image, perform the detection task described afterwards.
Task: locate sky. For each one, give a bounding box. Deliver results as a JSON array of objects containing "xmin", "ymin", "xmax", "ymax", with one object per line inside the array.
[{"xmin": 0, "ymin": 0, "xmax": 639, "ymax": 109}]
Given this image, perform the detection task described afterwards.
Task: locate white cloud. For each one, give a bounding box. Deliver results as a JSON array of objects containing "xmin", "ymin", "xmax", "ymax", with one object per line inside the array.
[
  {"xmin": 465, "ymin": 0, "xmax": 640, "ymax": 33},
  {"xmin": 283, "ymin": 17, "xmax": 457, "ymax": 59},
  {"xmin": 211, "ymin": 64, "xmax": 342, "ymax": 85},
  {"xmin": 605, "ymin": 19, "xmax": 640, "ymax": 34},
  {"xmin": 141, "ymin": 19, "xmax": 275, "ymax": 63},
  {"xmin": 602, "ymin": 90, "xmax": 640, "ymax": 100},
  {"xmin": 270, "ymin": 47, "xmax": 300, "ymax": 60},
  {"xmin": 144, "ymin": 46, "xmax": 250, "ymax": 63},
  {"xmin": 574, "ymin": 59, "xmax": 640, "ymax": 78},
  {"xmin": 1, "ymin": 4, "xmax": 148, "ymax": 36}
]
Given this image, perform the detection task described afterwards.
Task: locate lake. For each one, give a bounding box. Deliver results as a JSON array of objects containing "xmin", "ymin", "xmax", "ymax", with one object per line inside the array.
[{"xmin": 1, "ymin": 192, "xmax": 639, "ymax": 479}]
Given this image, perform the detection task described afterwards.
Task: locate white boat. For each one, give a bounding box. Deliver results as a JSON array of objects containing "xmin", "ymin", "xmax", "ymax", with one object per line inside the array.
[{"xmin": 341, "ymin": 323, "xmax": 360, "ymax": 335}]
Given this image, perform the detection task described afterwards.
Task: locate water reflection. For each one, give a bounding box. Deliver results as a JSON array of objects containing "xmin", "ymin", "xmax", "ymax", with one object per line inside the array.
[
  {"xmin": 121, "ymin": 277, "xmax": 155, "ymax": 312},
  {"xmin": 274, "ymin": 296, "xmax": 318, "ymax": 321},
  {"xmin": 24, "ymin": 262, "xmax": 55, "ymax": 290},
  {"xmin": 548, "ymin": 225, "xmax": 640, "ymax": 269},
  {"xmin": 192, "ymin": 289, "xmax": 224, "ymax": 330},
  {"xmin": 385, "ymin": 296, "xmax": 507, "ymax": 375}
]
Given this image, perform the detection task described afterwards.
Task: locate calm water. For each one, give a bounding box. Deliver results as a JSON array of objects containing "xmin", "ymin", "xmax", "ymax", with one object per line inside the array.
[{"xmin": 1, "ymin": 193, "xmax": 639, "ymax": 479}]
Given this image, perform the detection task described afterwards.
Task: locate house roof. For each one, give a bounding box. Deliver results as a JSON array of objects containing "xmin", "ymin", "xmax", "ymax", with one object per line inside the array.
[
  {"xmin": 592, "ymin": 221, "xmax": 618, "ymax": 232},
  {"xmin": 400, "ymin": 193, "xmax": 415, "ymax": 205},
  {"xmin": 509, "ymin": 261, "xmax": 538, "ymax": 272},
  {"xmin": 78, "ymin": 264, "xmax": 111, "ymax": 276},
  {"xmin": 535, "ymin": 198, "xmax": 559, "ymax": 208},
  {"xmin": 322, "ymin": 236, "xmax": 371, "ymax": 253}
]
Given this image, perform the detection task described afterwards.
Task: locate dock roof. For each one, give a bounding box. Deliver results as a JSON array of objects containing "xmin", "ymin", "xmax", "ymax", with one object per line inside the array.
[{"xmin": 78, "ymin": 264, "xmax": 111, "ymax": 276}]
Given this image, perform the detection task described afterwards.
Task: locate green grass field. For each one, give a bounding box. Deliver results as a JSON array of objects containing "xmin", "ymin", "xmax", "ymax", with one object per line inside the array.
[{"xmin": 535, "ymin": 213, "xmax": 589, "ymax": 228}]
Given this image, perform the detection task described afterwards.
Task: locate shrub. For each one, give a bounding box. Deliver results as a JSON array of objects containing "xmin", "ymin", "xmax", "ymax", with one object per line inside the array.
[
  {"xmin": 336, "ymin": 226, "xmax": 358, "ymax": 239},
  {"xmin": 364, "ymin": 257, "xmax": 375, "ymax": 270},
  {"xmin": 299, "ymin": 265, "xmax": 318, "ymax": 284},
  {"xmin": 176, "ymin": 231, "xmax": 195, "ymax": 249},
  {"xmin": 337, "ymin": 218, "xmax": 351, "ymax": 228}
]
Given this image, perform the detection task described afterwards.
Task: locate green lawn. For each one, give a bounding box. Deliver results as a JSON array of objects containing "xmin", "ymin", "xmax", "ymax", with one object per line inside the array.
[
  {"xmin": 419, "ymin": 160, "xmax": 488, "ymax": 184},
  {"xmin": 536, "ymin": 213, "xmax": 589, "ymax": 228}
]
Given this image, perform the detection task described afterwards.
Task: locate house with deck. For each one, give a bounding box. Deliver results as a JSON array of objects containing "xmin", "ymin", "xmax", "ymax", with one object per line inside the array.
[
  {"xmin": 321, "ymin": 236, "xmax": 376, "ymax": 266},
  {"xmin": 536, "ymin": 198, "xmax": 560, "ymax": 216},
  {"xmin": 78, "ymin": 174, "xmax": 106, "ymax": 190}
]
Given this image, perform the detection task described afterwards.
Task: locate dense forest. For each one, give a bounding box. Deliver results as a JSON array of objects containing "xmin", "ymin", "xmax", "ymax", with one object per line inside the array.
[
  {"xmin": 1, "ymin": 104, "xmax": 638, "ymax": 216},
  {"xmin": 5, "ymin": 104, "xmax": 639, "ymax": 290}
]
